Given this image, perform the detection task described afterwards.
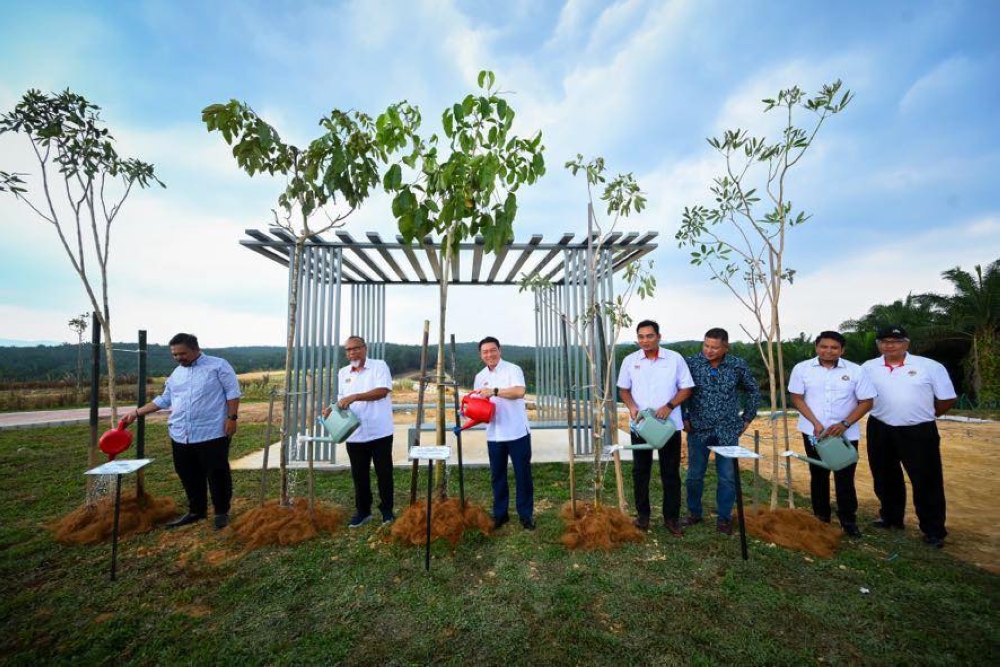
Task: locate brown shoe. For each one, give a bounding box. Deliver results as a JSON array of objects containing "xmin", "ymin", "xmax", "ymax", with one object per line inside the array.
[
  {"xmin": 633, "ymin": 516, "xmax": 650, "ymax": 532},
  {"xmin": 663, "ymin": 519, "xmax": 684, "ymax": 537},
  {"xmin": 681, "ymin": 514, "xmax": 703, "ymax": 527},
  {"xmin": 716, "ymin": 518, "xmax": 733, "ymax": 535}
]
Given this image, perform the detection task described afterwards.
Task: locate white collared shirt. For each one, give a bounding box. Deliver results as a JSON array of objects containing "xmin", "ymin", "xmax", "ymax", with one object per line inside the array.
[
  {"xmin": 616, "ymin": 347, "xmax": 695, "ymax": 430},
  {"xmin": 788, "ymin": 357, "xmax": 876, "ymax": 440},
  {"xmin": 338, "ymin": 358, "xmax": 393, "ymax": 443},
  {"xmin": 473, "ymin": 359, "xmax": 530, "ymax": 442},
  {"xmin": 861, "ymin": 353, "xmax": 957, "ymax": 427}
]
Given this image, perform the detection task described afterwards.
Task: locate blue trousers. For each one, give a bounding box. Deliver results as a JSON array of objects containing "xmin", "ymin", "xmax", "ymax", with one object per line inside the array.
[
  {"xmin": 487, "ymin": 433, "xmax": 534, "ymax": 520},
  {"xmin": 685, "ymin": 431, "xmax": 737, "ymax": 521}
]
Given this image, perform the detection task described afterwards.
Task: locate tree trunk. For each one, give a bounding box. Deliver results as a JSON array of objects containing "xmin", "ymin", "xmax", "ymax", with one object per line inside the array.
[
  {"xmin": 279, "ymin": 238, "xmax": 306, "ymax": 506},
  {"xmin": 434, "ymin": 231, "xmax": 454, "ymax": 498}
]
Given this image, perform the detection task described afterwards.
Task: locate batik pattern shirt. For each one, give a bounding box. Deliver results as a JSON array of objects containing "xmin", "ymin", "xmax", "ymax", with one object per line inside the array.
[{"xmin": 684, "ymin": 353, "xmax": 759, "ymax": 441}]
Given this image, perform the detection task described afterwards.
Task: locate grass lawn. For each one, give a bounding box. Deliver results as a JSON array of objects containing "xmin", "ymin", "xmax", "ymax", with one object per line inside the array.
[{"xmin": 1, "ymin": 423, "xmax": 997, "ymax": 666}]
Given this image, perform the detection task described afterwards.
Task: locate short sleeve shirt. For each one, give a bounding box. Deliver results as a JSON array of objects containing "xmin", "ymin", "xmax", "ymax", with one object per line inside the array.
[
  {"xmin": 338, "ymin": 358, "xmax": 393, "ymax": 443},
  {"xmin": 474, "ymin": 359, "xmax": 530, "ymax": 442},
  {"xmin": 616, "ymin": 348, "xmax": 695, "ymax": 430},
  {"xmin": 862, "ymin": 353, "xmax": 956, "ymax": 426},
  {"xmin": 787, "ymin": 357, "xmax": 877, "ymax": 440}
]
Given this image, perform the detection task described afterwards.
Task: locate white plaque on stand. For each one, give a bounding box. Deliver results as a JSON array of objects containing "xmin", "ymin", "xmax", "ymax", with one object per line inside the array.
[
  {"xmin": 85, "ymin": 459, "xmax": 154, "ymax": 475},
  {"xmin": 708, "ymin": 446, "xmax": 761, "ymax": 459},
  {"xmin": 409, "ymin": 446, "xmax": 452, "ymax": 461}
]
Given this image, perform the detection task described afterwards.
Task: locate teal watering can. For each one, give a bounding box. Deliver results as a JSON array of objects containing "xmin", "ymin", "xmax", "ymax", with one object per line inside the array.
[
  {"xmin": 625, "ymin": 409, "xmax": 677, "ymax": 450},
  {"xmin": 788, "ymin": 434, "xmax": 858, "ymax": 472},
  {"xmin": 313, "ymin": 405, "xmax": 361, "ymax": 444}
]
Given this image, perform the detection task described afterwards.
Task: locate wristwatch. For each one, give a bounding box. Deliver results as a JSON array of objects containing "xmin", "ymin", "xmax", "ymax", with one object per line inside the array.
[
  {"xmin": 493, "ymin": 387, "xmax": 499, "ymax": 397},
  {"xmin": 228, "ymin": 414, "xmax": 239, "ymax": 421},
  {"xmin": 666, "ymin": 401, "xmax": 676, "ymax": 410},
  {"xmin": 839, "ymin": 420, "xmax": 850, "ymax": 428}
]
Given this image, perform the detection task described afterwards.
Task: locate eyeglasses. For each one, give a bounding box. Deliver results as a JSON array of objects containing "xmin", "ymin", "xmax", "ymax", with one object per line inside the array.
[
  {"xmin": 877, "ymin": 339, "xmax": 908, "ymax": 345},
  {"xmin": 344, "ymin": 345, "xmax": 365, "ymax": 353}
]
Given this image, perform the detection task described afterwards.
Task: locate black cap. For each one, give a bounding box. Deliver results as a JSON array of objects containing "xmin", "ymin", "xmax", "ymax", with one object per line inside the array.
[{"xmin": 876, "ymin": 324, "xmax": 908, "ymax": 340}]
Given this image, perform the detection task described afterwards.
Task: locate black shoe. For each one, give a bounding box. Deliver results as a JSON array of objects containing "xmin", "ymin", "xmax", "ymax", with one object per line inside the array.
[
  {"xmin": 348, "ymin": 513, "xmax": 373, "ymax": 528},
  {"xmin": 380, "ymin": 510, "xmax": 396, "ymax": 526},
  {"xmin": 214, "ymin": 513, "xmax": 229, "ymax": 530},
  {"xmin": 166, "ymin": 513, "xmax": 205, "ymax": 529},
  {"xmin": 716, "ymin": 518, "xmax": 733, "ymax": 536},
  {"xmin": 923, "ymin": 534, "xmax": 945, "ymax": 549},
  {"xmin": 520, "ymin": 517, "xmax": 536, "ymax": 530},
  {"xmin": 633, "ymin": 516, "xmax": 650, "ymax": 532},
  {"xmin": 493, "ymin": 513, "xmax": 510, "ymax": 530},
  {"xmin": 842, "ymin": 523, "xmax": 862, "ymax": 538},
  {"xmin": 664, "ymin": 519, "xmax": 685, "ymax": 537},
  {"xmin": 681, "ymin": 514, "xmax": 703, "ymax": 527},
  {"xmin": 871, "ymin": 518, "xmax": 904, "ymax": 530},
  {"xmin": 814, "ymin": 514, "xmax": 832, "ymax": 524}
]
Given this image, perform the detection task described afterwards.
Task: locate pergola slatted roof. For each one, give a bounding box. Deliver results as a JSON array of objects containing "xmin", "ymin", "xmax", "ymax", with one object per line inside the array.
[{"xmin": 240, "ymin": 229, "xmax": 658, "ymax": 285}]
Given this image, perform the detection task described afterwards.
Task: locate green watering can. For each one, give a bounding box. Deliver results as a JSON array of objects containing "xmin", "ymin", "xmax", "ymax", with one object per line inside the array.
[
  {"xmin": 787, "ymin": 434, "xmax": 858, "ymax": 472},
  {"xmin": 626, "ymin": 408, "xmax": 678, "ymax": 450},
  {"xmin": 313, "ymin": 405, "xmax": 361, "ymax": 444}
]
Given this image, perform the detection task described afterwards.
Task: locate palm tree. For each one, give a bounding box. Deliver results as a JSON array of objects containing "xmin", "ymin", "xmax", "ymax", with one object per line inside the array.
[
  {"xmin": 922, "ymin": 260, "xmax": 1000, "ymax": 402},
  {"xmin": 839, "ymin": 292, "xmax": 944, "ymax": 352}
]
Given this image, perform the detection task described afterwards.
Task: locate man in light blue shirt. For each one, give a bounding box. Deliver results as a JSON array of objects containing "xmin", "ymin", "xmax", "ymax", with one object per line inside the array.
[{"xmin": 126, "ymin": 333, "xmax": 242, "ymax": 530}]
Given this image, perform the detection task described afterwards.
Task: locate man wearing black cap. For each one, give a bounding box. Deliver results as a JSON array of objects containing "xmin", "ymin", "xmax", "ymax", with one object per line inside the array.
[{"xmin": 861, "ymin": 325, "xmax": 956, "ymax": 548}]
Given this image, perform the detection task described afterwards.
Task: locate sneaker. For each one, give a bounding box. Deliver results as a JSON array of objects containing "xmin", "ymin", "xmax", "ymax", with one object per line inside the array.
[
  {"xmin": 923, "ymin": 534, "xmax": 945, "ymax": 549},
  {"xmin": 633, "ymin": 516, "xmax": 651, "ymax": 532},
  {"xmin": 348, "ymin": 513, "xmax": 373, "ymax": 528},
  {"xmin": 842, "ymin": 523, "xmax": 863, "ymax": 538},
  {"xmin": 663, "ymin": 519, "xmax": 684, "ymax": 537},
  {"xmin": 493, "ymin": 513, "xmax": 510, "ymax": 530},
  {"xmin": 871, "ymin": 518, "xmax": 904, "ymax": 530},
  {"xmin": 380, "ymin": 510, "xmax": 396, "ymax": 526},
  {"xmin": 716, "ymin": 518, "xmax": 734, "ymax": 535},
  {"xmin": 519, "ymin": 516, "xmax": 536, "ymax": 530},
  {"xmin": 680, "ymin": 514, "xmax": 703, "ymax": 527}
]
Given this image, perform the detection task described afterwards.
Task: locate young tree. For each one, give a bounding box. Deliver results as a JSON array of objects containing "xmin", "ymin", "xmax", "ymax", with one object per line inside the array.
[
  {"xmin": 522, "ymin": 156, "xmax": 653, "ymax": 510},
  {"xmin": 676, "ymin": 81, "xmax": 852, "ymax": 510},
  {"xmin": 1, "ymin": 90, "xmax": 164, "ymax": 427},
  {"xmin": 68, "ymin": 313, "xmax": 89, "ymax": 399},
  {"xmin": 203, "ymin": 99, "xmax": 418, "ymax": 505},
  {"xmin": 381, "ymin": 71, "xmax": 546, "ymax": 495}
]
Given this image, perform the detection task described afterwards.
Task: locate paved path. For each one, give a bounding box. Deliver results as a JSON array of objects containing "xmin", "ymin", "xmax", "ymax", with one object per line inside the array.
[{"xmin": 0, "ymin": 407, "xmax": 116, "ymax": 430}]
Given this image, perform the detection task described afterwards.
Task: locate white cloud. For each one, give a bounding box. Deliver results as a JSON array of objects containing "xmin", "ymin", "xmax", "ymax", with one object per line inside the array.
[{"xmin": 899, "ymin": 55, "xmax": 976, "ymax": 113}]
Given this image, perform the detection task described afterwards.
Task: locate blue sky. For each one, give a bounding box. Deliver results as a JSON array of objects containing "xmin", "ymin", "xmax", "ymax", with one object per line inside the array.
[{"xmin": 1, "ymin": 0, "xmax": 998, "ymax": 348}]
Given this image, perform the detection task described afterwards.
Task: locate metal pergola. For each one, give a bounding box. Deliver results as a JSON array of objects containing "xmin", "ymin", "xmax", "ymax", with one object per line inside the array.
[{"xmin": 242, "ymin": 229, "xmax": 659, "ymax": 463}]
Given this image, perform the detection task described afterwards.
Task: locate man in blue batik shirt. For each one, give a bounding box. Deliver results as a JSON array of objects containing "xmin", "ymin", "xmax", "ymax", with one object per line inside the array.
[
  {"xmin": 683, "ymin": 328, "xmax": 759, "ymax": 535},
  {"xmin": 126, "ymin": 333, "xmax": 242, "ymax": 530}
]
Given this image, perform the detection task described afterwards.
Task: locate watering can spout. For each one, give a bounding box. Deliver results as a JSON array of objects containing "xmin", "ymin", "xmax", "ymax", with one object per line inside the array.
[{"xmin": 789, "ymin": 452, "xmax": 832, "ymax": 470}]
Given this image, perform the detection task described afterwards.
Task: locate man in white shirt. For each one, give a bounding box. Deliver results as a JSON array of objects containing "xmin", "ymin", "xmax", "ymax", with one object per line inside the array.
[
  {"xmin": 617, "ymin": 320, "xmax": 694, "ymax": 535},
  {"xmin": 325, "ymin": 336, "xmax": 395, "ymax": 528},
  {"xmin": 788, "ymin": 331, "xmax": 876, "ymax": 538},
  {"xmin": 473, "ymin": 336, "xmax": 534, "ymax": 530},
  {"xmin": 862, "ymin": 325, "xmax": 957, "ymax": 548}
]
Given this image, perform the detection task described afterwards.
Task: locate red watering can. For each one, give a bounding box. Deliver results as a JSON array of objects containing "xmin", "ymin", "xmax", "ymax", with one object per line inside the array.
[
  {"xmin": 454, "ymin": 394, "xmax": 496, "ymax": 433},
  {"xmin": 99, "ymin": 419, "xmax": 134, "ymax": 461}
]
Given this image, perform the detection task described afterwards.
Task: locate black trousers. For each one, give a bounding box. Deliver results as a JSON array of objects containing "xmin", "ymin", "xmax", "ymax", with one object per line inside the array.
[
  {"xmin": 345, "ymin": 435, "xmax": 394, "ymax": 516},
  {"xmin": 802, "ymin": 434, "xmax": 858, "ymax": 525},
  {"xmin": 171, "ymin": 436, "xmax": 232, "ymax": 516},
  {"xmin": 631, "ymin": 431, "xmax": 682, "ymax": 521},
  {"xmin": 867, "ymin": 417, "xmax": 947, "ymax": 538}
]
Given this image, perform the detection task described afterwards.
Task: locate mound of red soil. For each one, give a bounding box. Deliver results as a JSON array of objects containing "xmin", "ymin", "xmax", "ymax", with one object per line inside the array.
[
  {"xmin": 230, "ymin": 498, "xmax": 345, "ymax": 549},
  {"xmin": 390, "ymin": 498, "xmax": 493, "ymax": 546},
  {"xmin": 742, "ymin": 508, "xmax": 843, "ymax": 558},
  {"xmin": 52, "ymin": 491, "xmax": 178, "ymax": 544},
  {"xmin": 560, "ymin": 501, "xmax": 645, "ymax": 551}
]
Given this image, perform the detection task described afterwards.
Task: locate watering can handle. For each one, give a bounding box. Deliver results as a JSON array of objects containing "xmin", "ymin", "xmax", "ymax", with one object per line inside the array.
[{"xmin": 117, "ymin": 418, "xmax": 128, "ymax": 431}]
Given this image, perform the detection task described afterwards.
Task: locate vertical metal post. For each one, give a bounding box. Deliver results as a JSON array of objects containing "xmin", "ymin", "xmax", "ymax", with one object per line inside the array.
[
  {"xmin": 136, "ymin": 330, "xmax": 147, "ymax": 501},
  {"xmin": 734, "ymin": 458, "xmax": 749, "ymax": 561},
  {"xmin": 425, "ymin": 457, "xmax": 433, "ymax": 572},
  {"xmin": 450, "ymin": 334, "xmax": 465, "ymax": 507},
  {"xmin": 331, "ymin": 248, "xmax": 344, "ymax": 464},
  {"xmin": 109, "ymin": 474, "xmax": 123, "ymax": 581},
  {"xmin": 561, "ymin": 318, "xmax": 576, "ymax": 516},
  {"xmin": 753, "ymin": 430, "xmax": 760, "ymax": 512}
]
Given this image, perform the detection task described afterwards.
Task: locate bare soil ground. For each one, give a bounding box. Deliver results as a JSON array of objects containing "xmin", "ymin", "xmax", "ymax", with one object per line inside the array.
[{"xmin": 749, "ymin": 415, "xmax": 1000, "ymax": 573}]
